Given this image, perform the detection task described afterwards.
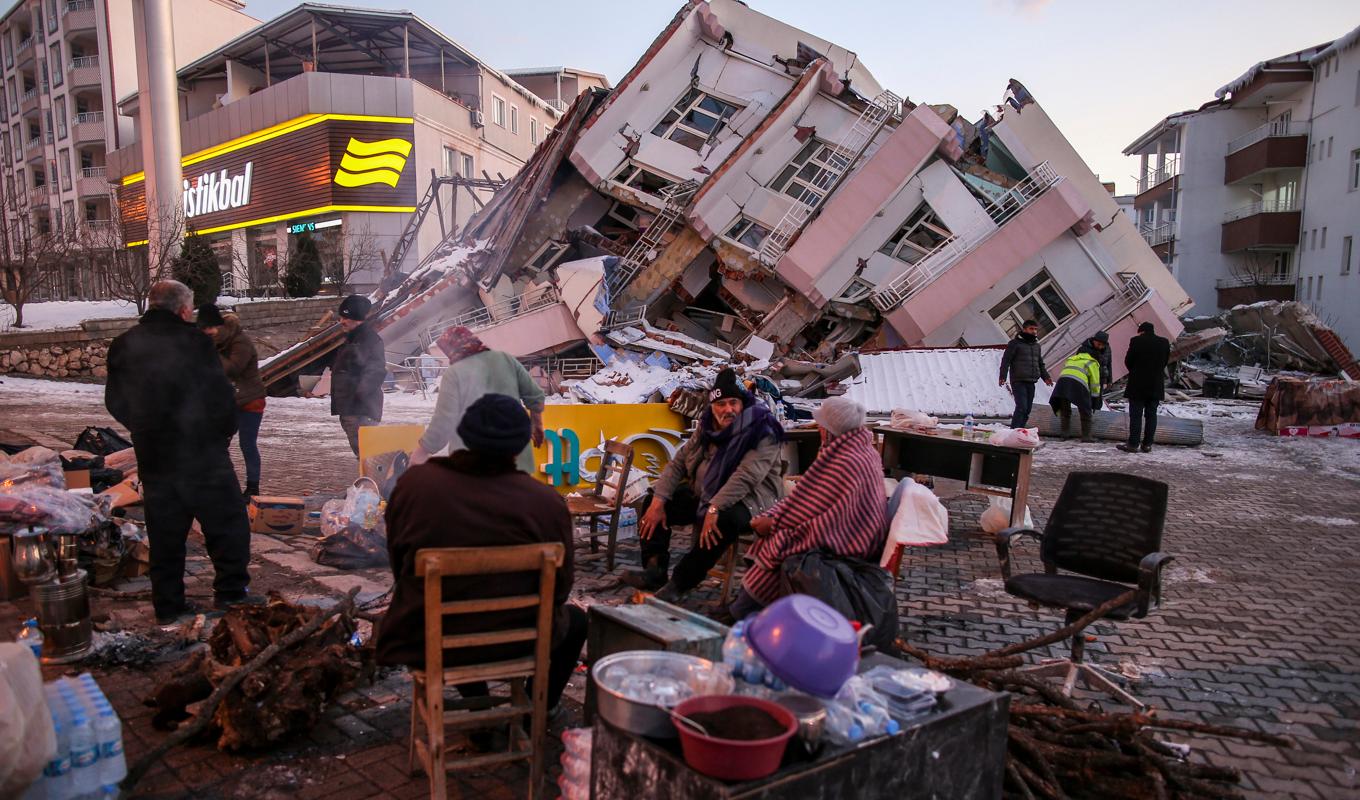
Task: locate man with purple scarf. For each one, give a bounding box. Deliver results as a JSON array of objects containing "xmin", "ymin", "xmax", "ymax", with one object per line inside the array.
[{"xmin": 622, "ymin": 368, "xmax": 784, "ymax": 603}]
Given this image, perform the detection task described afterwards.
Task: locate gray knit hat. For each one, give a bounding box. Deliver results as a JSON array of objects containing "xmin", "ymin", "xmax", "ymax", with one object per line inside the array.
[{"xmin": 813, "ymin": 396, "xmax": 867, "ymax": 437}]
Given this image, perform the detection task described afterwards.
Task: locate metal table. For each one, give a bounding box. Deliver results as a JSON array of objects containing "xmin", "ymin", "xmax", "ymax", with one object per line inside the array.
[{"xmin": 877, "ymin": 427, "xmax": 1034, "ymax": 528}]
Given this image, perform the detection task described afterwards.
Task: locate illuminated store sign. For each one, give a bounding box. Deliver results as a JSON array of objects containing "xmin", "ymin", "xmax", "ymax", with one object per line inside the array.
[{"xmin": 184, "ymin": 162, "xmax": 253, "ymax": 218}]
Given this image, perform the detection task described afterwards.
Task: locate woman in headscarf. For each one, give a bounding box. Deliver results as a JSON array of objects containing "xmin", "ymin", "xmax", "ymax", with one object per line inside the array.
[
  {"xmin": 409, "ymin": 326, "xmax": 546, "ymax": 472},
  {"xmin": 731, "ymin": 396, "xmax": 889, "ymax": 620}
]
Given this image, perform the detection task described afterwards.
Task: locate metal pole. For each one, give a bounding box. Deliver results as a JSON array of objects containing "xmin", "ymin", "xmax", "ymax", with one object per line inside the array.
[
  {"xmin": 135, "ymin": 0, "xmax": 183, "ymax": 257},
  {"xmin": 403, "ymin": 25, "xmax": 410, "ymax": 78},
  {"xmin": 311, "ymin": 18, "xmax": 317, "ymax": 66},
  {"xmin": 264, "ymin": 39, "xmax": 271, "ymax": 86}
]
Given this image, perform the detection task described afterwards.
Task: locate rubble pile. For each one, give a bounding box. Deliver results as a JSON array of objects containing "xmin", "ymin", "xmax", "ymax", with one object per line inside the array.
[{"xmin": 1178, "ymin": 301, "xmax": 1360, "ymax": 388}]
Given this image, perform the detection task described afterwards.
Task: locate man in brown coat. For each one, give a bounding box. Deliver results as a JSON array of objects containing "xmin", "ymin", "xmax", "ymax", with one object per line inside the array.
[
  {"xmin": 376, "ymin": 394, "xmax": 586, "ymax": 712},
  {"xmin": 198, "ymin": 304, "xmax": 266, "ymax": 497}
]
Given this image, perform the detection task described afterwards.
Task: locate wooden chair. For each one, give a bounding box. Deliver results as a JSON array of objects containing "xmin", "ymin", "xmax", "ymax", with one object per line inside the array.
[
  {"xmin": 407, "ymin": 543, "xmax": 565, "ymax": 800},
  {"xmin": 565, "ymin": 440, "xmax": 634, "ymax": 570},
  {"xmin": 707, "ymin": 534, "xmax": 754, "ymax": 606}
]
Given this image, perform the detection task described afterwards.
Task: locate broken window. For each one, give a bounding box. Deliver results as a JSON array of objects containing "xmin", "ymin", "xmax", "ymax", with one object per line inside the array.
[
  {"xmin": 832, "ymin": 277, "xmax": 875, "ymax": 304},
  {"xmin": 724, "ymin": 216, "xmax": 772, "ymax": 251},
  {"xmin": 651, "ymin": 88, "xmax": 742, "ymax": 152},
  {"xmin": 612, "ymin": 163, "xmax": 677, "ymax": 197},
  {"xmin": 880, "ymin": 206, "xmax": 952, "ymax": 264},
  {"xmin": 598, "ymin": 201, "xmax": 641, "ymax": 233},
  {"xmin": 770, "ymin": 140, "xmax": 850, "ymax": 208},
  {"xmin": 987, "ymin": 269, "xmax": 1074, "ymax": 338},
  {"xmin": 524, "ymin": 240, "xmax": 570, "ymax": 275}
]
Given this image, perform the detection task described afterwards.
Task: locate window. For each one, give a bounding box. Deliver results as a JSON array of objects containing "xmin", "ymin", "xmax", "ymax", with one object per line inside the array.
[
  {"xmin": 769, "ymin": 139, "xmax": 850, "ymax": 208},
  {"xmin": 62, "ymin": 200, "xmax": 74, "ymax": 230},
  {"xmin": 650, "ymin": 88, "xmax": 741, "ymax": 152},
  {"xmin": 723, "ymin": 216, "xmax": 772, "ymax": 251},
  {"xmin": 1306, "ymin": 276, "xmax": 1313, "ymax": 300},
  {"xmin": 879, "ymin": 205, "xmax": 952, "ymax": 264},
  {"xmin": 833, "ymin": 277, "xmax": 875, "ymax": 304},
  {"xmin": 43, "ymin": 111, "xmax": 52, "ymax": 143},
  {"xmin": 1327, "ymin": 137, "xmax": 1334, "ymax": 159},
  {"xmin": 987, "ymin": 269, "xmax": 1075, "ymax": 338},
  {"xmin": 441, "ymin": 146, "xmax": 459, "ymax": 177},
  {"xmin": 47, "ymin": 1, "xmax": 58, "ymax": 33},
  {"xmin": 1355, "ymin": 70, "xmax": 1360, "ymax": 106},
  {"xmin": 58, "ymin": 148, "xmax": 69, "ymax": 190},
  {"xmin": 1318, "ymin": 275, "xmax": 1324, "ymax": 299},
  {"xmin": 597, "ymin": 201, "xmax": 640, "ymax": 233},
  {"xmin": 1350, "ymin": 149, "xmax": 1360, "ymax": 191},
  {"xmin": 509, "ymin": 105, "xmax": 518, "ymax": 134},
  {"xmin": 524, "ymin": 240, "xmax": 569, "ymax": 274},
  {"xmin": 1311, "ymin": 229, "xmax": 1317, "ymax": 249},
  {"xmin": 611, "ymin": 162, "xmax": 676, "ymax": 196},
  {"xmin": 84, "ymin": 201, "xmax": 97, "ymax": 222},
  {"xmin": 491, "ymin": 95, "xmax": 506, "ymax": 127},
  {"xmin": 530, "ymin": 117, "xmax": 539, "ymax": 146},
  {"xmin": 1321, "ymin": 227, "xmax": 1327, "ymax": 249},
  {"xmin": 49, "ymin": 43, "xmax": 60, "ymax": 86},
  {"xmin": 1342, "ymin": 236, "xmax": 1353, "ymax": 276}
]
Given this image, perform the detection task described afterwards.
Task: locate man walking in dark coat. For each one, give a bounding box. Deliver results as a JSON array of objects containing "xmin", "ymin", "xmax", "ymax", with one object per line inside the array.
[
  {"xmin": 999, "ymin": 320, "xmax": 1053, "ymax": 428},
  {"xmin": 105, "ymin": 280, "xmax": 253, "ymax": 625},
  {"xmin": 1118, "ymin": 322, "xmax": 1172, "ymax": 454},
  {"xmin": 330, "ymin": 295, "xmax": 387, "ymax": 456}
]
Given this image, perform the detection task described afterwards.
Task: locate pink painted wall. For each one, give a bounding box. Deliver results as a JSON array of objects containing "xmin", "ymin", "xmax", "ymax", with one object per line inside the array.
[
  {"xmin": 779, "ymin": 105, "xmax": 954, "ymax": 304},
  {"xmin": 477, "ymin": 303, "xmax": 586, "ymax": 357},
  {"xmin": 884, "ymin": 180, "xmax": 1091, "ymax": 344},
  {"xmin": 1095, "ymin": 291, "xmax": 1185, "ymax": 383}
]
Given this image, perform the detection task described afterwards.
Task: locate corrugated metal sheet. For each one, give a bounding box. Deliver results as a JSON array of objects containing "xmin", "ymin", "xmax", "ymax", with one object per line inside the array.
[
  {"xmin": 1028, "ymin": 406, "xmax": 1204, "ymax": 446},
  {"xmin": 844, "ymin": 348, "xmax": 1053, "ymax": 418}
]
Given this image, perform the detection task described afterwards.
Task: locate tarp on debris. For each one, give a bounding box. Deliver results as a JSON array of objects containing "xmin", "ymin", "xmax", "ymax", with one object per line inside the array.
[
  {"xmin": 845, "ymin": 347, "xmax": 1052, "ymax": 417},
  {"xmin": 1255, "ymin": 377, "xmax": 1360, "ymax": 433}
]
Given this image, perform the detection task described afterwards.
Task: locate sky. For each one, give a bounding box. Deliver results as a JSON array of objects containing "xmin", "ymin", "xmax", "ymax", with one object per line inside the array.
[{"xmin": 235, "ymin": 0, "xmax": 1358, "ymax": 195}]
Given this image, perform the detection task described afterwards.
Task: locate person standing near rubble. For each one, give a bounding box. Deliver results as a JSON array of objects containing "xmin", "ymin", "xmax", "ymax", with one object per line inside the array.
[
  {"xmin": 1048, "ymin": 343, "xmax": 1104, "ymax": 443},
  {"xmin": 1079, "ymin": 331, "xmax": 1113, "ymax": 410},
  {"xmin": 408, "ymin": 325, "xmax": 546, "ymax": 472},
  {"xmin": 1118, "ymin": 322, "xmax": 1172, "ymax": 454},
  {"xmin": 999, "ymin": 320, "xmax": 1053, "ymax": 428},
  {"xmin": 104, "ymin": 280, "xmax": 253, "ymax": 625},
  {"xmin": 330, "ymin": 295, "xmax": 387, "ymax": 457},
  {"xmin": 624, "ymin": 368, "xmax": 784, "ymax": 603},
  {"xmin": 196, "ymin": 304, "xmax": 266, "ymax": 498}
]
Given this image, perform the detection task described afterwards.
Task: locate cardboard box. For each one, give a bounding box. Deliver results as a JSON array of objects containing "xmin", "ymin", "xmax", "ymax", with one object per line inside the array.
[
  {"xmin": 64, "ymin": 469, "xmax": 91, "ymax": 490},
  {"xmin": 248, "ymin": 496, "xmax": 306, "ymax": 535}
]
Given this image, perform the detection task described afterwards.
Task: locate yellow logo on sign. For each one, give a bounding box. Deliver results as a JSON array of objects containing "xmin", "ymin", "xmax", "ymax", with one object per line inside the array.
[{"xmin": 334, "ymin": 137, "xmax": 413, "ymax": 188}]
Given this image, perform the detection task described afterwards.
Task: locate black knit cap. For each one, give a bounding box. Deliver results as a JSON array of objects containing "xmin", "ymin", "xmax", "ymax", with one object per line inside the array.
[
  {"xmin": 709, "ymin": 367, "xmax": 745, "ymax": 403},
  {"xmin": 457, "ymin": 394, "xmax": 530, "ymax": 457},
  {"xmin": 1091, "ymin": 330, "xmax": 1110, "ymax": 343},
  {"xmin": 1138, "ymin": 321, "xmax": 1156, "ymax": 334},
  {"xmin": 338, "ymin": 295, "xmax": 372, "ymax": 321},
  {"xmin": 196, "ymin": 304, "xmax": 226, "ymax": 328}
]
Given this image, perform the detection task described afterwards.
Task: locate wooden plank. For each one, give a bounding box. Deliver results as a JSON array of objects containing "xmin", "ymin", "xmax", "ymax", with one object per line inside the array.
[{"xmin": 440, "ymin": 627, "xmax": 537, "ymax": 649}]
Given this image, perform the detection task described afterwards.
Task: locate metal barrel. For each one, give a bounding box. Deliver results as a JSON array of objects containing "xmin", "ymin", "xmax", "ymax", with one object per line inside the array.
[{"xmin": 35, "ymin": 569, "xmax": 93, "ymax": 664}]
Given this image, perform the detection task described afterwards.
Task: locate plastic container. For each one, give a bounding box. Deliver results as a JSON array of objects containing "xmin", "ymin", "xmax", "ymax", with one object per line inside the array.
[
  {"xmin": 823, "ymin": 699, "xmax": 864, "ymax": 744},
  {"xmin": 746, "ymin": 595, "xmax": 858, "ymax": 698},
  {"xmin": 673, "ymin": 695, "xmax": 797, "ymax": 782},
  {"xmin": 963, "ymin": 414, "xmax": 976, "ymax": 441},
  {"xmin": 68, "ymin": 712, "xmax": 99, "ymax": 795},
  {"xmin": 18, "ymin": 617, "xmax": 43, "ymax": 658},
  {"xmin": 43, "ymin": 718, "xmax": 72, "ymax": 800},
  {"xmin": 93, "ymin": 702, "xmax": 126, "ymax": 785}
]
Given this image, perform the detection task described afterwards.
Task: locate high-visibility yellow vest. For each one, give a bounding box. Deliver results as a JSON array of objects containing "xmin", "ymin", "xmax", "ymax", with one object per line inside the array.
[{"xmin": 1060, "ymin": 352, "xmax": 1102, "ymax": 395}]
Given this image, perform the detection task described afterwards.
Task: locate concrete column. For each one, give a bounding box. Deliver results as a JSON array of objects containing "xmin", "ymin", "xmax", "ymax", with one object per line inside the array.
[{"xmin": 132, "ymin": 0, "xmax": 183, "ymax": 258}]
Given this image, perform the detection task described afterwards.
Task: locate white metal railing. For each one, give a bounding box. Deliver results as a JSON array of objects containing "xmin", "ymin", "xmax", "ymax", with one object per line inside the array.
[
  {"xmin": 871, "ymin": 161, "xmax": 1061, "ymax": 311},
  {"xmin": 15, "ymin": 37, "xmax": 33, "ymax": 54},
  {"xmin": 1215, "ymin": 273, "xmax": 1293, "ymax": 288},
  {"xmin": 1042, "ymin": 272, "xmax": 1151, "ymax": 365},
  {"xmin": 604, "ymin": 305, "xmax": 647, "ymax": 330},
  {"xmin": 69, "ymin": 56, "xmax": 99, "ymax": 70},
  {"xmin": 606, "ymin": 179, "xmax": 699, "ymax": 297},
  {"xmin": 66, "ymin": 0, "xmax": 96, "ymax": 11},
  {"xmin": 548, "ymin": 99, "xmax": 568, "ymax": 112},
  {"xmin": 1141, "ymin": 221, "xmax": 1177, "ymax": 247},
  {"xmin": 1226, "ymin": 120, "xmax": 1310, "ymax": 155},
  {"xmin": 19, "ymin": 88, "xmax": 37, "ymax": 103},
  {"xmin": 24, "ymin": 136, "xmax": 41, "ymax": 149},
  {"xmin": 74, "ymin": 111, "xmax": 104, "ymax": 124},
  {"xmin": 418, "ymin": 285, "xmax": 560, "ymax": 347},
  {"xmin": 81, "ymin": 166, "xmax": 105, "ymax": 178},
  {"xmin": 1223, "ymin": 198, "xmax": 1300, "ymax": 223},
  {"xmin": 1138, "ymin": 155, "xmax": 1180, "ymax": 193}
]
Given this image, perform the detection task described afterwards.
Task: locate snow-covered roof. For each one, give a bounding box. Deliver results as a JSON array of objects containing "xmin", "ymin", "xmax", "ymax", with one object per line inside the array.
[
  {"xmin": 843, "ymin": 348, "xmax": 1052, "ymax": 418},
  {"xmin": 1310, "ymin": 24, "xmax": 1360, "ymax": 66},
  {"xmin": 1214, "ymin": 42, "xmax": 1330, "ymax": 99}
]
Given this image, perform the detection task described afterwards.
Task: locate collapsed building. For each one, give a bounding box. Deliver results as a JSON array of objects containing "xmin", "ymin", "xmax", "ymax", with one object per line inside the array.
[{"xmin": 265, "ymin": 0, "xmax": 1194, "ymax": 394}]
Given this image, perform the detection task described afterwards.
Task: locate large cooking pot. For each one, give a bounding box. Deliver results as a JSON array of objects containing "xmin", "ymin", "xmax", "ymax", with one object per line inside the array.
[{"xmin": 591, "ymin": 651, "xmax": 733, "ymax": 738}]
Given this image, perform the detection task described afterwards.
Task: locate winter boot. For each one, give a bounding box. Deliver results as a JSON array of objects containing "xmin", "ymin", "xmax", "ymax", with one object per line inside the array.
[
  {"xmin": 620, "ymin": 556, "xmax": 667, "ymax": 591},
  {"xmin": 1079, "ymin": 416, "xmax": 1095, "ymax": 443},
  {"xmin": 1058, "ymin": 409, "xmax": 1072, "ymax": 438},
  {"xmin": 1116, "ymin": 443, "xmax": 1138, "ymax": 453}
]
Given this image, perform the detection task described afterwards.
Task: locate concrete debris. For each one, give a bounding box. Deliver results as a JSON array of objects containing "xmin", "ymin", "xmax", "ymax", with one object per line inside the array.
[{"xmin": 1181, "ymin": 301, "xmax": 1359, "ymax": 379}]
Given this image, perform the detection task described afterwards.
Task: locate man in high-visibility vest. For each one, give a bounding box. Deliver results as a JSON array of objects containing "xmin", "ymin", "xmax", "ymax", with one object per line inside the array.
[{"xmin": 1047, "ymin": 342, "xmax": 1106, "ymax": 442}]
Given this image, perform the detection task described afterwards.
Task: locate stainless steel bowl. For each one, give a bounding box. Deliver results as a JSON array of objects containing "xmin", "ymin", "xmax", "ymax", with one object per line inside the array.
[
  {"xmin": 592, "ymin": 651, "xmax": 734, "ymax": 738},
  {"xmin": 775, "ymin": 694, "xmax": 827, "ymax": 755}
]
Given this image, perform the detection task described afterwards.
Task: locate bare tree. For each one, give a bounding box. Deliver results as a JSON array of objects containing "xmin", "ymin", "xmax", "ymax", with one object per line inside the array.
[
  {"xmin": 0, "ymin": 191, "xmax": 81, "ymax": 328},
  {"xmin": 83, "ymin": 199, "xmax": 188, "ymax": 314},
  {"xmin": 317, "ymin": 223, "xmax": 384, "ymax": 294},
  {"xmin": 1228, "ymin": 251, "xmax": 1288, "ymax": 288}
]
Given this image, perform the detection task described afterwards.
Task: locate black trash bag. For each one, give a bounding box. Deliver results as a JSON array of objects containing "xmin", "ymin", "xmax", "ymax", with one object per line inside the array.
[
  {"xmin": 74, "ymin": 427, "xmax": 133, "ymax": 456},
  {"xmin": 89, "ymin": 468, "xmax": 124, "ymax": 494},
  {"xmin": 59, "ymin": 452, "xmax": 105, "ymax": 471},
  {"xmin": 310, "ymin": 524, "xmax": 390, "ymax": 570},
  {"xmin": 778, "ymin": 550, "xmax": 899, "ymax": 652}
]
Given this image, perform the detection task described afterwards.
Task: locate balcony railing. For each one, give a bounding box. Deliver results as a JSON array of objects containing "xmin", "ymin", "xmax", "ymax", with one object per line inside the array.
[
  {"xmin": 1137, "ymin": 155, "xmax": 1180, "ymax": 193},
  {"xmin": 24, "ymin": 136, "xmax": 42, "ymax": 150},
  {"xmin": 67, "ymin": 1, "xmax": 96, "ymax": 11},
  {"xmin": 871, "ymin": 161, "xmax": 1061, "ymax": 311},
  {"xmin": 74, "ymin": 111, "xmax": 104, "ymax": 125},
  {"xmin": 1042, "ymin": 272, "xmax": 1151, "ymax": 365},
  {"xmin": 15, "ymin": 37, "xmax": 34, "ymax": 56},
  {"xmin": 19, "ymin": 88, "xmax": 37, "ymax": 103},
  {"xmin": 1215, "ymin": 273, "xmax": 1293, "ymax": 289},
  {"xmin": 1141, "ymin": 221, "xmax": 1177, "ymax": 247},
  {"xmin": 69, "ymin": 56, "xmax": 100, "ymax": 70},
  {"xmin": 1223, "ymin": 198, "xmax": 1299, "ymax": 223},
  {"xmin": 81, "ymin": 166, "xmax": 105, "ymax": 178},
  {"xmin": 418, "ymin": 285, "xmax": 560, "ymax": 347},
  {"xmin": 1226, "ymin": 120, "xmax": 1310, "ymax": 155}
]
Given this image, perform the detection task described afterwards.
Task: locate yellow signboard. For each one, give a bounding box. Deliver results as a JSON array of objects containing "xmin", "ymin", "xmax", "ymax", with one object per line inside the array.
[{"xmin": 533, "ymin": 404, "xmax": 688, "ymax": 494}]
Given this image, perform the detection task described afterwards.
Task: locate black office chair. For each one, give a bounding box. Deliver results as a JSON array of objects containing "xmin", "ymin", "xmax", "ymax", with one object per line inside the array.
[{"xmin": 995, "ymin": 471, "xmax": 1173, "ymax": 707}]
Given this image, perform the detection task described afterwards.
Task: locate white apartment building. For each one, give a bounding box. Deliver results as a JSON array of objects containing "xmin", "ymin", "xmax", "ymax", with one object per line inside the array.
[
  {"xmin": 0, "ymin": 0, "xmax": 259, "ymax": 299},
  {"xmin": 1124, "ymin": 24, "xmax": 1359, "ymax": 348}
]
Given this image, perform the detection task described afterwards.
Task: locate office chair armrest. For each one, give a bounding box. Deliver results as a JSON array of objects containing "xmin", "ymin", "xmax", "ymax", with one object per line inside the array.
[
  {"xmin": 1136, "ymin": 552, "xmax": 1175, "ymax": 616},
  {"xmin": 995, "ymin": 526, "xmax": 1043, "ymax": 580}
]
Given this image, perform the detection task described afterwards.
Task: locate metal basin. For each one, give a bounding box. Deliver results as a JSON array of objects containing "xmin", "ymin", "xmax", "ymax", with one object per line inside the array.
[{"xmin": 591, "ymin": 650, "xmax": 734, "ymax": 738}]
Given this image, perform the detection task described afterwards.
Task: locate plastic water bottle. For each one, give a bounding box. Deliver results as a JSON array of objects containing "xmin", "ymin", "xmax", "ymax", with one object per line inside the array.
[
  {"xmin": 963, "ymin": 413, "xmax": 976, "ymax": 441},
  {"xmin": 43, "ymin": 718, "xmax": 72, "ymax": 800},
  {"xmin": 68, "ymin": 712, "xmax": 100, "ymax": 796},
  {"xmin": 824, "ymin": 700, "xmax": 864, "ymax": 744},
  {"xmin": 721, "ymin": 621, "xmax": 748, "ymax": 677},
  {"xmin": 93, "ymin": 702, "xmax": 126, "ymax": 785},
  {"xmin": 18, "ymin": 618, "xmax": 43, "ymax": 659}
]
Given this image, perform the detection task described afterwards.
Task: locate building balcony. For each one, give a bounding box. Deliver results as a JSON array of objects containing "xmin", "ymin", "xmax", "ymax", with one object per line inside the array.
[
  {"xmin": 1221, "ymin": 200, "xmax": 1301, "ymax": 252},
  {"xmin": 1225, "ymin": 121, "xmax": 1308, "ymax": 185},
  {"xmin": 72, "ymin": 111, "xmax": 105, "ymax": 143},
  {"xmin": 1215, "ymin": 273, "xmax": 1295, "ymax": 307},
  {"xmin": 1141, "ymin": 220, "xmax": 1177, "ymax": 247},
  {"xmin": 77, "ymin": 166, "xmax": 108, "ymax": 198},
  {"xmin": 28, "ymin": 185, "xmax": 54, "ymax": 206},
  {"xmin": 1134, "ymin": 155, "xmax": 1179, "ymax": 209},
  {"xmin": 67, "ymin": 56, "xmax": 101, "ymax": 89},
  {"xmin": 15, "ymin": 37, "xmax": 36, "ymax": 68},
  {"xmin": 23, "ymin": 136, "xmax": 45, "ymax": 161},
  {"xmin": 1042, "ymin": 272, "xmax": 1151, "ymax": 377},
  {"xmin": 19, "ymin": 88, "xmax": 41, "ymax": 116},
  {"xmin": 63, "ymin": 0, "xmax": 98, "ymax": 33}
]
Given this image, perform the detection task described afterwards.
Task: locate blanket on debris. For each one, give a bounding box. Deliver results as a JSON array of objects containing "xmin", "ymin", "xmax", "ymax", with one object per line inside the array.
[{"xmin": 1256, "ymin": 377, "xmax": 1360, "ymax": 433}]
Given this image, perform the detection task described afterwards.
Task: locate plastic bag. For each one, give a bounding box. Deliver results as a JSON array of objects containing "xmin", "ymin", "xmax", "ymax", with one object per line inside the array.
[
  {"xmin": 310, "ymin": 521, "xmax": 389, "ymax": 569},
  {"xmin": 778, "ymin": 552, "xmax": 898, "ymax": 651},
  {"xmin": 0, "ymin": 644, "xmax": 57, "ymax": 797},
  {"xmin": 882, "ymin": 480, "xmax": 949, "ymax": 567},
  {"xmin": 987, "ymin": 427, "xmax": 1040, "ymax": 448},
  {"xmin": 0, "ymin": 486, "xmax": 98, "ymax": 534},
  {"xmin": 0, "ymin": 447, "xmax": 65, "ymax": 490},
  {"xmin": 889, "ymin": 409, "xmax": 938, "ymax": 430},
  {"xmin": 979, "ymin": 496, "xmax": 1034, "ymax": 534}
]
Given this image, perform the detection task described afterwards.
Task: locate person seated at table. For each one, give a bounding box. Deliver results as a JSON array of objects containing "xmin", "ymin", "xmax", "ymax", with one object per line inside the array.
[
  {"xmin": 730, "ymin": 397, "xmax": 889, "ymax": 620},
  {"xmin": 376, "ymin": 394, "xmax": 587, "ymax": 715},
  {"xmin": 623, "ymin": 368, "xmax": 784, "ymax": 603}
]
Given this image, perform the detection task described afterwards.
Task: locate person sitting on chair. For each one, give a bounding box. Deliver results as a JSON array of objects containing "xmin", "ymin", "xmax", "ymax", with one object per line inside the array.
[
  {"xmin": 623, "ymin": 368, "xmax": 784, "ymax": 603},
  {"xmin": 376, "ymin": 394, "xmax": 587, "ymax": 713},
  {"xmin": 730, "ymin": 397, "xmax": 889, "ymax": 620}
]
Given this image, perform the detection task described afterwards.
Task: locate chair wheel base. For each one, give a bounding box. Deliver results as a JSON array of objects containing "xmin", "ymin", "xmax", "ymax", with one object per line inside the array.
[{"xmin": 1019, "ymin": 658, "xmax": 1146, "ymax": 708}]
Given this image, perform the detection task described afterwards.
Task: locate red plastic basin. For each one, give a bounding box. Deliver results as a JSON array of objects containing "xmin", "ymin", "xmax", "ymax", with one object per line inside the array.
[{"xmin": 673, "ymin": 695, "xmax": 797, "ymax": 782}]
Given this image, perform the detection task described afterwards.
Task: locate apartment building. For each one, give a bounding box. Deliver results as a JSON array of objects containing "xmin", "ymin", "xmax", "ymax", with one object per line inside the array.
[
  {"xmin": 381, "ymin": 0, "xmax": 1190, "ymax": 379},
  {"xmin": 1124, "ymin": 24, "xmax": 1359, "ymax": 348},
  {"xmin": 105, "ymin": 3, "xmax": 564, "ymax": 294},
  {"xmin": 0, "ymin": 0, "xmax": 258, "ymax": 299},
  {"xmin": 504, "ymin": 67, "xmax": 610, "ymax": 114}
]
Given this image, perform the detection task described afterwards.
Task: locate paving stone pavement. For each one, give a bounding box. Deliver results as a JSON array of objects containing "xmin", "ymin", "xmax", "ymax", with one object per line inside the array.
[{"xmin": 2, "ymin": 377, "xmax": 1358, "ymax": 799}]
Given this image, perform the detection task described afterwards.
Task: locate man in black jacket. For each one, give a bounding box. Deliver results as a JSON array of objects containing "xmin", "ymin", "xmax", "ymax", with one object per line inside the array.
[
  {"xmin": 330, "ymin": 295, "xmax": 387, "ymax": 456},
  {"xmin": 105, "ymin": 280, "xmax": 252, "ymax": 625},
  {"xmin": 999, "ymin": 320, "xmax": 1053, "ymax": 428},
  {"xmin": 1117, "ymin": 322, "xmax": 1172, "ymax": 454}
]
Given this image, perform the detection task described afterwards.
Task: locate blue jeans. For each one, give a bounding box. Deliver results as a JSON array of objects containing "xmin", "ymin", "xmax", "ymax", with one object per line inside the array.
[
  {"xmin": 236, "ymin": 410, "xmax": 263, "ymax": 486},
  {"xmin": 1009, "ymin": 381, "xmax": 1037, "ymax": 428}
]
